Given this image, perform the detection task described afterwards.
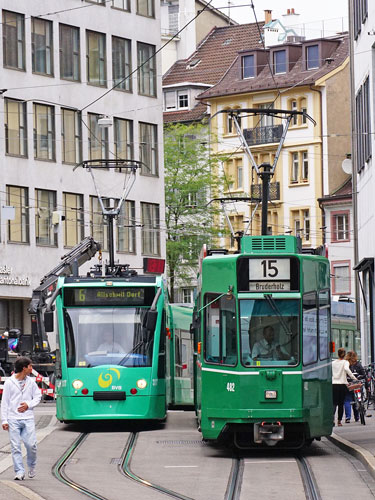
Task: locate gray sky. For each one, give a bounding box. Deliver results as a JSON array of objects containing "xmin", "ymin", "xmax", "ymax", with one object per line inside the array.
[{"xmin": 211, "ymin": 1, "xmax": 348, "ymax": 39}]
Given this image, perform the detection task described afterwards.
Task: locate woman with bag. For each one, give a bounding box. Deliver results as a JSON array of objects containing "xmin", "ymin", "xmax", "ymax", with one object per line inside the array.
[
  {"xmin": 344, "ymin": 350, "xmax": 365, "ymax": 423},
  {"xmin": 332, "ymin": 347, "xmax": 357, "ymax": 426}
]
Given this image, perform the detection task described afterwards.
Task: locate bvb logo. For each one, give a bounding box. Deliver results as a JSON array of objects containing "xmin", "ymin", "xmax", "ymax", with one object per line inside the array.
[{"xmin": 98, "ymin": 368, "xmax": 121, "ymax": 388}]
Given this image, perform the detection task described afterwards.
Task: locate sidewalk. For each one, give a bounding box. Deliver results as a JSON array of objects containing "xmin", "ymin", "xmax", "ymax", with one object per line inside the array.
[{"xmin": 328, "ymin": 406, "xmax": 375, "ymax": 478}]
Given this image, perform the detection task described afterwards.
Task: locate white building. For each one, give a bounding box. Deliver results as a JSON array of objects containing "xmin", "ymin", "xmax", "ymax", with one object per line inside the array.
[
  {"xmin": 349, "ymin": 0, "xmax": 374, "ymax": 364},
  {"xmin": 0, "ymin": 0, "xmax": 165, "ymax": 333}
]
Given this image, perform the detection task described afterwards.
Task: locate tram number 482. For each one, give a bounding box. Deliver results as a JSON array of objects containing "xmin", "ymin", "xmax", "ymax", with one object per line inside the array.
[{"xmin": 226, "ymin": 382, "xmax": 235, "ymax": 392}]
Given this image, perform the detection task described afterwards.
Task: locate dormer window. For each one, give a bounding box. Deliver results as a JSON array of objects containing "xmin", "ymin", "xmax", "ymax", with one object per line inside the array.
[
  {"xmin": 306, "ymin": 44, "xmax": 319, "ymax": 69},
  {"xmin": 164, "ymin": 89, "xmax": 189, "ymax": 111},
  {"xmin": 164, "ymin": 90, "xmax": 176, "ymax": 110},
  {"xmin": 273, "ymin": 49, "xmax": 286, "ymax": 74},
  {"xmin": 178, "ymin": 91, "xmax": 188, "ymax": 109},
  {"xmin": 242, "ymin": 54, "xmax": 255, "ymax": 79}
]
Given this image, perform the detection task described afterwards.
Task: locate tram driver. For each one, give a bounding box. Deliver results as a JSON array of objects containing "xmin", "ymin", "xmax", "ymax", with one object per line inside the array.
[
  {"xmin": 97, "ymin": 331, "xmax": 124, "ymax": 354},
  {"xmin": 252, "ymin": 325, "xmax": 290, "ymax": 361}
]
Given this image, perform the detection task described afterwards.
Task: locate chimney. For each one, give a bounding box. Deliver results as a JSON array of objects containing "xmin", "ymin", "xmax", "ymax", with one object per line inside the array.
[
  {"xmin": 291, "ymin": 8, "xmax": 295, "ymax": 14},
  {"xmin": 287, "ymin": 9, "xmax": 290, "ymax": 14},
  {"xmin": 264, "ymin": 10, "xmax": 272, "ymax": 24}
]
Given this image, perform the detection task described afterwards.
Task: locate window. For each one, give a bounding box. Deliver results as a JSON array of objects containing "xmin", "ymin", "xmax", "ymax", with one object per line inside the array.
[
  {"xmin": 33, "ymin": 103, "xmax": 55, "ymax": 161},
  {"xmin": 32, "ymin": 18, "xmax": 53, "ymax": 76},
  {"xmin": 182, "ymin": 288, "xmax": 193, "ymax": 304},
  {"xmin": 303, "ymin": 210, "xmax": 310, "ymax": 241},
  {"xmin": 112, "ymin": 36, "xmax": 132, "ymax": 91},
  {"xmin": 332, "ymin": 211, "xmax": 350, "ymax": 242},
  {"xmin": 353, "ymin": 0, "xmax": 368, "ymax": 39},
  {"xmin": 164, "ymin": 91, "xmax": 176, "ymax": 110},
  {"xmin": 237, "ymin": 165, "xmax": 243, "ymax": 189},
  {"xmin": 273, "ymin": 50, "xmax": 286, "ymax": 74},
  {"xmin": 303, "ymin": 293, "xmax": 317, "ymax": 365},
  {"xmin": 137, "ymin": 42, "xmax": 156, "ymax": 97},
  {"xmin": 205, "ymin": 294, "xmax": 237, "ymax": 365},
  {"xmin": 291, "ymin": 100, "xmax": 298, "ymax": 125},
  {"xmin": 5, "ymin": 99, "xmax": 27, "ymax": 157},
  {"xmin": 35, "ymin": 189, "xmax": 57, "ymax": 246},
  {"xmin": 117, "ymin": 200, "xmax": 136, "ymax": 253},
  {"xmin": 356, "ymin": 76, "xmax": 371, "ymax": 172},
  {"xmin": 291, "ymin": 209, "xmax": 310, "ymax": 242},
  {"xmin": 88, "ymin": 113, "xmax": 109, "ymax": 161},
  {"xmin": 85, "ymin": 0, "xmax": 105, "ymax": 4},
  {"xmin": 62, "ymin": 109, "xmax": 82, "ymax": 164},
  {"xmin": 60, "ymin": 24, "xmax": 80, "ymax": 81},
  {"xmin": 90, "ymin": 196, "xmax": 108, "ymax": 251},
  {"xmin": 332, "ymin": 262, "xmax": 351, "ymax": 295},
  {"xmin": 137, "ymin": 0, "xmax": 154, "ymax": 17},
  {"xmin": 290, "ymin": 151, "xmax": 308, "ymax": 183},
  {"xmin": 7, "ymin": 185, "xmax": 29, "ymax": 243},
  {"xmin": 87, "ymin": 31, "xmax": 106, "ymax": 86},
  {"xmin": 178, "ymin": 91, "xmax": 188, "ymax": 109},
  {"xmin": 112, "ymin": 0, "xmax": 130, "ymax": 9},
  {"xmin": 114, "ymin": 118, "xmax": 133, "ymax": 160},
  {"xmin": 63, "ymin": 193, "xmax": 84, "ymax": 247},
  {"xmin": 141, "ymin": 202, "xmax": 160, "ymax": 255},
  {"xmin": 258, "ymin": 103, "xmax": 274, "ymax": 127},
  {"xmin": 306, "ymin": 44, "xmax": 319, "ymax": 69},
  {"xmin": 139, "ymin": 122, "xmax": 158, "ymax": 175},
  {"xmin": 319, "ymin": 290, "xmax": 330, "ymax": 360},
  {"xmin": 2, "ymin": 10, "xmax": 25, "ymax": 70},
  {"xmin": 289, "ymin": 97, "xmax": 307, "ymax": 126},
  {"xmin": 242, "ymin": 54, "xmax": 254, "ymax": 79}
]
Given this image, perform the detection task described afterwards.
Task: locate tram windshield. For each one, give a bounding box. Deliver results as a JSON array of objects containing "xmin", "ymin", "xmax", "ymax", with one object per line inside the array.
[
  {"xmin": 63, "ymin": 307, "xmax": 153, "ymax": 368},
  {"xmin": 240, "ymin": 299, "xmax": 299, "ymax": 366}
]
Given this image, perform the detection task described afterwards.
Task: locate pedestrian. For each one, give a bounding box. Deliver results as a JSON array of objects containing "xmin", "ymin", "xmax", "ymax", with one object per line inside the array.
[
  {"xmin": 332, "ymin": 347, "xmax": 357, "ymax": 426},
  {"xmin": 1, "ymin": 356, "xmax": 41, "ymax": 480},
  {"xmin": 344, "ymin": 350, "xmax": 365, "ymax": 423}
]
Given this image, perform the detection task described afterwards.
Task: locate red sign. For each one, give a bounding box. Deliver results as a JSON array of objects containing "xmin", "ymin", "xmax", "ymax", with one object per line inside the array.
[{"xmin": 143, "ymin": 258, "xmax": 165, "ymax": 274}]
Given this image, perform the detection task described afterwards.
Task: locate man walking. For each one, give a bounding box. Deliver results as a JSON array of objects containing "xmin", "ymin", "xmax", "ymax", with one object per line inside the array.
[{"xmin": 1, "ymin": 357, "xmax": 41, "ymax": 480}]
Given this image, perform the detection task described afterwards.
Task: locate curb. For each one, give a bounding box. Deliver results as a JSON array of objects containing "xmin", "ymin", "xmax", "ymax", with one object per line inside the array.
[{"xmin": 328, "ymin": 432, "xmax": 375, "ymax": 479}]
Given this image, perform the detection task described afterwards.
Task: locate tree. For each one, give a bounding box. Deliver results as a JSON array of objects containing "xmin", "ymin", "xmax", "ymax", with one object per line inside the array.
[{"xmin": 164, "ymin": 122, "xmax": 223, "ymax": 302}]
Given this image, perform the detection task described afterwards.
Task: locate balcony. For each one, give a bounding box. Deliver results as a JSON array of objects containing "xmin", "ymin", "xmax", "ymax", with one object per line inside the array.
[
  {"xmin": 251, "ymin": 182, "xmax": 280, "ymax": 201},
  {"xmin": 243, "ymin": 124, "xmax": 283, "ymax": 146}
]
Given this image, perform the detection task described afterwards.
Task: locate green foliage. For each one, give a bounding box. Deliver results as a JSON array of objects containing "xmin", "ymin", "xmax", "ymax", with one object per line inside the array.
[{"xmin": 164, "ymin": 122, "xmax": 223, "ymax": 299}]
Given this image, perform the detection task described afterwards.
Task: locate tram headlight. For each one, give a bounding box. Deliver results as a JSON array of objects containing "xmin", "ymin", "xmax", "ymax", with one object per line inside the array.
[
  {"xmin": 265, "ymin": 390, "xmax": 277, "ymax": 399},
  {"xmin": 72, "ymin": 379, "xmax": 84, "ymax": 390},
  {"xmin": 136, "ymin": 379, "xmax": 147, "ymax": 389}
]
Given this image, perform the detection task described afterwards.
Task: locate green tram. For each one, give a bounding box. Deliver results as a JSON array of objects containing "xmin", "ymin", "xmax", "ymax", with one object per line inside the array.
[
  {"xmin": 54, "ymin": 275, "xmax": 168, "ymax": 422},
  {"xmin": 167, "ymin": 304, "xmax": 194, "ymax": 407},
  {"xmin": 193, "ymin": 235, "xmax": 333, "ymax": 448}
]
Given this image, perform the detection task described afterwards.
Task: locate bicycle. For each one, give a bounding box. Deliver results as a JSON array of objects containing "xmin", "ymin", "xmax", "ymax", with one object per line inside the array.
[
  {"xmin": 365, "ymin": 363, "xmax": 375, "ymax": 409},
  {"xmin": 348, "ymin": 379, "xmax": 366, "ymax": 425}
]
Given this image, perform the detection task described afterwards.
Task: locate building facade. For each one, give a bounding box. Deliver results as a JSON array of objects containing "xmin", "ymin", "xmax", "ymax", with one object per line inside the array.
[
  {"xmin": 349, "ymin": 0, "xmax": 374, "ymax": 364},
  {"xmin": 0, "ymin": 0, "xmax": 165, "ymax": 333}
]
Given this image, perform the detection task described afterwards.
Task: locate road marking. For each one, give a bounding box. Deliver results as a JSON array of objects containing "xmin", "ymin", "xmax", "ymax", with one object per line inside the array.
[{"xmin": 0, "ymin": 480, "xmax": 47, "ymax": 500}]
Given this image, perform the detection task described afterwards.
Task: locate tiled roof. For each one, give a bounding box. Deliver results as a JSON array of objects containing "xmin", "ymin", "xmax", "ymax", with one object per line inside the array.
[
  {"xmin": 163, "ymin": 102, "xmax": 208, "ymax": 124},
  {"xmin": 318, "ymin": 176, "xmax": 352, "ymax": 205},
  {"xmin": 163, "ymin": 22, "xmax": 264, "ymax": 87},
  {"xmin": 198, "ymin": 34, "xmax": 349, "ymax": 99}
]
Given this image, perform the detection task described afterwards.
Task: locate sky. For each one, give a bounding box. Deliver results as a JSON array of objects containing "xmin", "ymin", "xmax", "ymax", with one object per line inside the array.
[{"xmin": 210, "ymin": 0, "xmax": 349, "ymax": 39}]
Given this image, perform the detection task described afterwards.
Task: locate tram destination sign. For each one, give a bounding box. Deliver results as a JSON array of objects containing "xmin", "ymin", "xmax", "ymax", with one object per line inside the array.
[
  {"xmin": 248, "ymin": 258, "xmax": 291, "ymax": 292},
  {"xmin": 64, "ymin": 287, "xmax": 155, "ymax": 307}
]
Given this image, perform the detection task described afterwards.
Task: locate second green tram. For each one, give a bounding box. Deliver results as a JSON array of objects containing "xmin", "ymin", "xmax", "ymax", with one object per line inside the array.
[
  {"xmin": 54, "ymin": 275, "xmax": 167, "ymax": 422},
  {"xmin": 193, "ymin": 235, "xmax": 333, "ymax": 448}
]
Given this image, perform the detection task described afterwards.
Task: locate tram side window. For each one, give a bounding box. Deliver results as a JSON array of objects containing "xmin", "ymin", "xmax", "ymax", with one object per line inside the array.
[
  {"xmin": 319, "ymin": 290, "xmax": 330, "ymax": 360},
  {"xmin": 303, "ymin": 292, "xmax": 317, "ymax": 365},
  {"xmin": 204, "ymin": 293, "xmax": 237, "ymax": 366}
]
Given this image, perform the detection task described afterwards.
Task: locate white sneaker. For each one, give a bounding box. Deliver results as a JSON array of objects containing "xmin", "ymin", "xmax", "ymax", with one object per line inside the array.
[
  {"xmin": 28, "ymin": 469, "xmax": 36, "ymax": 479},
  {"xmin": 14, "ymin": 473, "xmax": 25, "ymax": 480}
]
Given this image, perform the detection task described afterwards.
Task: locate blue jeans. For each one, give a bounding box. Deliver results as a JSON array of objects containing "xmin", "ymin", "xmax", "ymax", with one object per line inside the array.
[
  {"xmin": 344, "ymin": 391, "xmax": 359, "ymax": 421},
  {"xmin": 8, "ymin": 419, "xmax": 37, "ymax": 475}
]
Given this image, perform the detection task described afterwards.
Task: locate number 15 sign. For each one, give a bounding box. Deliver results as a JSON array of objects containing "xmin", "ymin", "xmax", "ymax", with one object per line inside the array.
[{"xmin": 249, "ymin": 258, "xmax": 290, "ymax": 292}]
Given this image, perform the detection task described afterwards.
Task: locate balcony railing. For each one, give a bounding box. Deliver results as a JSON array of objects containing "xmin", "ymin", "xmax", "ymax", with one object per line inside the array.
[
  {"xmin": 251, "ymin": 182, "xmax": 280, "ymax": 201},
  {"xmin": 243, "ymin": 124, "xmax": 283, "ymax": 146}
]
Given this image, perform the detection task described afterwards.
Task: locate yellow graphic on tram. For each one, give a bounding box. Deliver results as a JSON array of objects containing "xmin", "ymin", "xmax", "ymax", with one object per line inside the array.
[{"xmin": 98, "ymin": 368, "xmax": 121, "ymax": 388}]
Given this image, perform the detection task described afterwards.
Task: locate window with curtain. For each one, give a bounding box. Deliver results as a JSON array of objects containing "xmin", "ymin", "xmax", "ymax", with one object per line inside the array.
[
  {"xmin": 5, "ymin": 99, "xmax": 27, "ymax": 157},
  {"xmin": 112, "ymin": 36, "xmax": 132, "ymax": 91},
  {"xmin": 137, "ymin": 42, "xmax": 156, "ymax": 96},
  {"xmin": 33, "ymin": 103, "xmax": 55, "ymax": 161},
  {"xmin": 63, "ymin": 193, "xmax": 84, "ymax": 247},
  {"xmin": 62, "ymin": 108, "xmax": 82, "ymax": 164},
  {"xmin": 117, "ymin": 200, "xmax": 136, "ymax": 253},
  {"xmin": 87, "ymin": 30, "xmax": 106, "ymax": 86},
  {"xmin": 139, "ymin": 122, "xmax": 158, "ymax": 175},
  {"xmin": 35, "ymin": 189, "xmax": 57, "ymax": 246},
  {"xmin": 7, "ymin": 185, "xmax": 29, "ymax": 243},
  {"xmin": 32, "ymin": 18, "xmax": 53, "ymax": 75},
  {"xmin": 137, "ymin": 0, "xmax": 154, "ymax": 17},
  {"xmin": 60, "ymin": 24, "xmax": 80, "ymax": 81},
  {"xmin": 332, "ymin": 212, "xmax": 350, "ymax": 242},
  {"xmin": 2, "ymin": 10, "xmax": 25, "ymax": 70},
  {"xmin": 141, "ymin": 202, "xmax": 160, "ymax": 255},
  {"xmin": 332, "ymin": 262, "xmax": 350, "ymax": 295}
]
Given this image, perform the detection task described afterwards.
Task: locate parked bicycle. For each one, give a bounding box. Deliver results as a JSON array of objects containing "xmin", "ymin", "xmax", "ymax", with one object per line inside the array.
[
  {"xmin": 365, "ymin": 362, "xmax": 375, "ymax": 409},
  {"xmin": 348, "ymin": 378, "xmax": 366, "ymax": 425}
]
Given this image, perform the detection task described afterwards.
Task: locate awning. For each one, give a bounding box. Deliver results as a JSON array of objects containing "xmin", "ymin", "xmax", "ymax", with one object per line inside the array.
[{"xmin": 353, "ymin": 257, "xmax": 374, "ymax": 272}]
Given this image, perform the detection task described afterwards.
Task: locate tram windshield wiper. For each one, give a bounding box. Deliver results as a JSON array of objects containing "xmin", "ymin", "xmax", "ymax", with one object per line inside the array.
[
  {"xmin": 264, "ymin": 294, "xmax": 294, "ymax": 340},
  {"xmin": 118, "ymin": 340, "xmax": 146, "ymax": 366}
]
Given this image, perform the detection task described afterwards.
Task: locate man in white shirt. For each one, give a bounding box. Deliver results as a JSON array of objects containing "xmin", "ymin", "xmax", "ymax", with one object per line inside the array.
[
  {"xmin": 252, "ymin": 325, "xmax": 290, "ymax": 361},
  {"xmin": 97, "ymin": 331, "xmax": 124, "ymax": 353},
  {"xmin": 1, "ymin": 357, "xmax": 41, "ymax": 480}
]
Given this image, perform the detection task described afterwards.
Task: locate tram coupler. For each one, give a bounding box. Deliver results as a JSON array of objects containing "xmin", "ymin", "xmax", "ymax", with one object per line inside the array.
[{"xmin": 254, "ymin": 421, "xmax": 284, "ymax": 446}]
